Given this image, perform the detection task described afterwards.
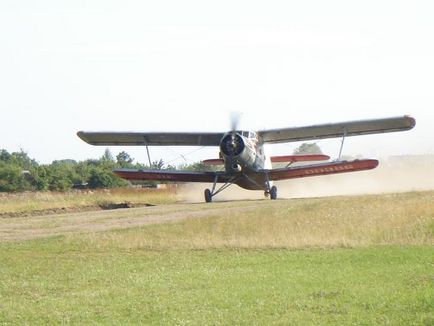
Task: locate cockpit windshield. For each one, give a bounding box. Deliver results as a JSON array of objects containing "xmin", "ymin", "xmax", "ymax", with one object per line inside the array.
[{"xmin": 238, "ymin": 131, "xmax": 257, "ymax": 139}]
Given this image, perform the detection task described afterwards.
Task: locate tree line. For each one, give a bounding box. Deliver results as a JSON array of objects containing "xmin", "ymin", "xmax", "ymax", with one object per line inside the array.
[{"xmin": 0, "ymin": 148, "xmax": 205, "ymax": 192}]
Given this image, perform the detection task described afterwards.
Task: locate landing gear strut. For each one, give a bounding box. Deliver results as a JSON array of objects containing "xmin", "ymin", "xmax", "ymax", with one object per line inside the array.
[
  {"xmin": 264, "ymin": 171, "xmax": 277, "ymax": 200},
  {"xmin": 204, "ymin": 173, "xmax": 278, "ymax": 202},
  {"xmin": 204, "ymin": 174, "xmax": 241, "ymax": 203}
]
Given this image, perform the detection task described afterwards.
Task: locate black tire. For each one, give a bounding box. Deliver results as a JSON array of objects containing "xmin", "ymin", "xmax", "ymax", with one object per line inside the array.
[
  {"xmin": 204, "ymin": 189, "xmax": 212, "ymax": 203},
  {"xmin": 270, "ymin": 186, "xmax": 277, "ymax": 200}
]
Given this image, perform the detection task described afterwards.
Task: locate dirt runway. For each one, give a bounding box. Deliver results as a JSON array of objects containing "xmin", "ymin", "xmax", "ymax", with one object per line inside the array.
[{"xmin": 0, "ymin": 201, "xmax": 267, "ymax": 242}]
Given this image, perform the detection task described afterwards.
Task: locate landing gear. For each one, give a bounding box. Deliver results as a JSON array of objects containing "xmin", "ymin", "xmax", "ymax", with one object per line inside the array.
[
  {"xmin": 263, "ymin": 171, "xmax": 277, "ymax": 200},
  {"xmin": 203, "ymin": 174, "xmax": 241, "ymax": 203},
  {"xmin": 204, "ymin": 189, "xmax": 212, "ymax": 203},
  {"xmin": 265, "ymin": 186, "xmax": 277, "ymax": 200}
]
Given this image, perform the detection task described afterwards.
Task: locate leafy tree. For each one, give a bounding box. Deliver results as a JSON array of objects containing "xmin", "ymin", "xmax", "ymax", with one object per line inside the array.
[
  {"xmin": 11, "ymin": 149, "xmax": 38, "ymax": 170},
  {"xmin": 0, "ymin": 149, "xmax": 12, "ymax": 162},
  {"xmin": 52, "ymin": 159, "xmax": 77, "ymax": 165},
  {"xmin": 74, "ymin": 162, "xmax": 92, "ymax": 185},
  {"xmin": 45, "ymin": 161, "xmax": 76, "ymax": 191},
  {"xmin": 0, "ymin": 162, "xmax": 32, "ymax": 192},
  {"xmin": 30, "ymin": 166, "xmax": 49, "ymax": 191},
  {"xmin": 187, "ymin": 161, "xmax": 212, "ymax": 172},
  {"xmin": 151, "ymin": 159, "xmax": 165, "ymax": 170},
  {"xmin": 88, "ymin": 166, "xmax": 128, "ymax": 188},
  {"xmin": 293, "ymin": 143, "xmax": 323, "ymax": 155},
  {"xmin": 116, "ymin": 151, "xmax": 134, "ymax": 168},
  {"xmin": 101, "ymin": 148, "xmax": 114, "ymax": 162},
  {"xmin": 0, "ymin": 148, "xmax": 161, "ymax": 192}
]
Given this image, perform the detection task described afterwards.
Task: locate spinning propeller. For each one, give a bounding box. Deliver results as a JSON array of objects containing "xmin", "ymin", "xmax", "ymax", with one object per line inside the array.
[{"xmin": 220, "ymin": 112, "xmax": 245, "ymax": 157}]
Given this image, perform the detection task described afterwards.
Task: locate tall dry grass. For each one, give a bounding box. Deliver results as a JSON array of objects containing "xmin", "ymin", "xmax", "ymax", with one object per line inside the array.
[
  {"xmin": 0, "ymin": 188, "xmax": 177, "ymax": 215},
  {"xmin": 76, "ymin": 191, "xmax": 434, "ymax": 250}
]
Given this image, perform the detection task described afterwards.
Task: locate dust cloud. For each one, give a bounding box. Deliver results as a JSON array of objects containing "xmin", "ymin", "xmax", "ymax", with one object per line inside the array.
[
  {"xmin": 178, "ymin": 156, "xmax": 434, "ymax": 202},
  {"xmin": 178, "ymin": 183, "xmax": 265, "ymax": 203}
]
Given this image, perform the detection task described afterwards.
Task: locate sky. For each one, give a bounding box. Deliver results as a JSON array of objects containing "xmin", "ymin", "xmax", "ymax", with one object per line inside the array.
[{"xmin": 1, "ymin": 0, "xmax": 433, "ymax": 166}]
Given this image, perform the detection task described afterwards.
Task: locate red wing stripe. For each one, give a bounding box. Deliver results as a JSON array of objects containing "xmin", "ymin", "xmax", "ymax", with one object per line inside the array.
[{"xmin": 268, "ymin": 159, "xmax": 379, "ymax": 181}]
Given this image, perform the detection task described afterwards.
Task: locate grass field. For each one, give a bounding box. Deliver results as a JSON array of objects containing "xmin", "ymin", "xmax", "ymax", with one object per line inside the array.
[{"xmin": 0, "ymin": 191, "xmax": 433, "ymax": 325}]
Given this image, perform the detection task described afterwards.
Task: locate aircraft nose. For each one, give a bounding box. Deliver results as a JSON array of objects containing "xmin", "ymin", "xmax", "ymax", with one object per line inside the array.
[{"xmin": 220, "ymin": 133, "xmax": 245, "ymax": 157}]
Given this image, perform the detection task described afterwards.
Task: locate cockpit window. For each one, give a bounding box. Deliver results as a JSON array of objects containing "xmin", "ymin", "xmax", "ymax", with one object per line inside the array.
[{"xmin": 238, "ymin": 131, "xmax": 257, "ymax": 139}]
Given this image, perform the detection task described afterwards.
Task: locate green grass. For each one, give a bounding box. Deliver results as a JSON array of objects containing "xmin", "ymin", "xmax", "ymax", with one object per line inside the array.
[
  {"xmin": 0, "ymin": 191, "xmax": 433, "ymax": 325},
  {"xmin": 0, "ymin": 241, "xmax": 432, "ymax": 325}
]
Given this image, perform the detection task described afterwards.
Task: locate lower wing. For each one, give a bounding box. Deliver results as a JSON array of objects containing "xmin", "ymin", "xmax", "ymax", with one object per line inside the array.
[
  {"xmin": 114, "ymin": 160, "xmax": 378, "ymax": 185},
  {"xmin": 113, "ymin": 169, "xmax": 231, "ymax": 183},
  {"xmin": 265, "ymin": 159, "xmax": 379, "ymax": 181}
]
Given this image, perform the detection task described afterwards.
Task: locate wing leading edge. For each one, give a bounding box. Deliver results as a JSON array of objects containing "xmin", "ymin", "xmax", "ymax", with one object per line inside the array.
[
  {"xmin": 258, "ymin": 115, "xmax": 415, "ymax": 144},
  {"xmin": 77, "ymin": 132, "xmax": 224, "ymax": 146}
]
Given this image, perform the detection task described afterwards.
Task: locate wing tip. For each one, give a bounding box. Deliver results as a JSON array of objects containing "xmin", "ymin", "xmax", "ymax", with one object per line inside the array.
[
  {"xmin": 404, "ymin": 115, "xmax": 416, "ymax": 129},
  {"xmin": 76, "ymin": 131, "xmax": 93, "ymax": 145}
]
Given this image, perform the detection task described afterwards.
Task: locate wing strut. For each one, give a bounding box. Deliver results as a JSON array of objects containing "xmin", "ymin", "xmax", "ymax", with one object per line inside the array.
[
  {"xmin": 145, "ymin": 145, "xmax": 152, "ymax": 167},
  {"xmin": 338, "ymin": 128, "xmax": 348, "ymax": 160},
  {"xmin": 143, "ymin": 136, "xmax": 152, "ymax": 167}
]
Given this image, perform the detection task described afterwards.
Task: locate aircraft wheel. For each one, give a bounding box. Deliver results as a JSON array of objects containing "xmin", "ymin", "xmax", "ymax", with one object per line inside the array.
[
  {"xmin": 270, "ymin": 186, "xmax": 277, "ymax": 200},
  {"xmin": 204, "ymin": 189, "xmax": 212, "ymax": 203}
]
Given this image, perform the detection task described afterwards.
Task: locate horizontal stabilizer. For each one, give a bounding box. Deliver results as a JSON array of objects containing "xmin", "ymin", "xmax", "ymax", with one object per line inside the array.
[{"xmin": 271, "ymin": 154, "xmax": 330, "ymax": 163}]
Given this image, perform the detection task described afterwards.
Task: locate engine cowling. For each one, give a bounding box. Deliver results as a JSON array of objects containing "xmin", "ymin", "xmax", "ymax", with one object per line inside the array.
[
  {"xmin": 220, "ymin": 133, "xmax": 256, "ymax": 173},
  {"xmin": 220, "ymin": 133, "xmax": 245, "ymax": 157}
]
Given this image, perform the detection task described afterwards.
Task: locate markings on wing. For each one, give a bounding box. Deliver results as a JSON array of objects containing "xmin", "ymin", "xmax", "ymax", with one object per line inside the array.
[{"xmin": 258, "ymin": 116, "xmax": 416, "ymax": 144}]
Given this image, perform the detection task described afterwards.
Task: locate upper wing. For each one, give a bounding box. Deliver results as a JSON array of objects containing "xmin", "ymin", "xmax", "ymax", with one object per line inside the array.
[
  {"xmin": 266, "ymin": 159, "xmax": 379, "ymax": 181},
  {"xmin": 113, "ymin": 169, "xmax": 231, "ymax": 183},
  {"xmin": 77, "ymin": 131, "xmax": 224, "ymax": 146},
  {"xmin": 258, "ymin": 116, "xmax": 416, "ymax": 144}
]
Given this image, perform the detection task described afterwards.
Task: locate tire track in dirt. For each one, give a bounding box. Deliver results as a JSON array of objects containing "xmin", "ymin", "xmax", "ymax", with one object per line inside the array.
[{"xmin": 0, "ymin": 201, "xmax": 269, "ymax": 242}]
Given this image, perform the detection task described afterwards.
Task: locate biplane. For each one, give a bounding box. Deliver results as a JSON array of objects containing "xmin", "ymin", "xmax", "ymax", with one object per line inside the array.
[{"xmin": 78, "ymin": 115, "xmax": 415, "ymax": 202}]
